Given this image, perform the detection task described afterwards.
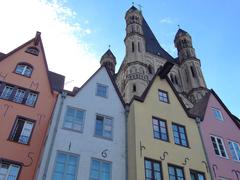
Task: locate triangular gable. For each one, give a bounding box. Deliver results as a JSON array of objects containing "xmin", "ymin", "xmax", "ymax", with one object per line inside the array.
[
  {"xmin": 0, "ymin": 32, "xmax": 64, "ymax": 93},
  {"xmin": 64, "ymin": 65, "xmax": 125, "ymax": 106},
  {"xmin": 210, "ymin": 89, "xmax": 240, "ymax": 129},
  {"xmin": 129, "ymin": 62, "xmax": 195, "ymax": 119}
]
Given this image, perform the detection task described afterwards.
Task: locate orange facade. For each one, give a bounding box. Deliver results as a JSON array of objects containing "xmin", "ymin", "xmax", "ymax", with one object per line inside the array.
[{"xmin": 0, "ymin": 33, "xmax": 64, "ymax": 179}]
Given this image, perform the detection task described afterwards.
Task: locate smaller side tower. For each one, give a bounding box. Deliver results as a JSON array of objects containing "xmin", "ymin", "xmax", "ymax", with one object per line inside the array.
[
  {"xmin": 174, "ymin": 29, "xmax": 207, "ymax": 104},
  {"xmin": 100, "ymin": 49, "xmax": 116, "ymax": 75}
]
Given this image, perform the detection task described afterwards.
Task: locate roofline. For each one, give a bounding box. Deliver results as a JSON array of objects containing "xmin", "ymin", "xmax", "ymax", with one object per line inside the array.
[
  {"xmin": 128, "ymin": 62, "xmax": 197, "ymax": 119},
  {"xmin": 64, "ymin": 65, "xmax": 125, "ymax": 107},
  {"xmin": 210, "ymin": 89, "xmax": 240, "ymax": 129}
]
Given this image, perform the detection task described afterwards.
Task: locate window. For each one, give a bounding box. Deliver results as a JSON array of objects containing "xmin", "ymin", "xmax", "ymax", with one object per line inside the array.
[
  {"xmin": 10, "ymin": 117, "xmax": 34, "ymax": 144},
  {"xmin": 212, "ymin": 108, "xmax": 224, "ymax": 121},
  {"xmin": 25, "ymin": 46, "xmax": 39, "ymax": 56},
  {"xmin": 95, "ymin": 115, "xmax": 113, "ymax": 139},
  {"xmin": 63, "ymin": 106, "xmax": 85, "ymax": 132},
  {"xmin": 168, "ymin": 165, "xmax": 185, "ymax": 180},
  {"xmin": 132, "ymin": 42, "xmax": 135, "ymax": 52},
  {"xmin": 172, "ymin": 123, "xmax": 188, "ymax": 147},
  {"xmin": 1, "ymin": 85, "xmax": 14, "ymax": 100},
  {"xmin": 0, "ymin": 160, "xmax": 21, "ymax": 180},
  {"xmin": 133, "ymin": 84, "xmax": 136, "ymax": 92},
  {"xmin": 158, "ymin": 90, "xmax": 169, "ymax": 103},
  {"xmin": 190, "ymin": 170, "xmax": 205, "ymax": 180},
  {"xmin": 25, "ymin": 92, "xmax": 38, "ymax": 106},
  {"xmin": 13, "ymin": 89, "xmax": 25, "ymax": 103},
  {"xmin": 190, "ymin": 66, "xmax": 195, "ymax": 77},
  {"xmin": 152, "ymin": 117, "xmax": 168, "ymax": 141},
  {"xmin": 144, "ymin": 159, "xmax": 162, "ymax": 180},
  {"xmin": 90, "ymin": 159, "xmax": 112, "ymax": 180},
  {"xmin": 15, "ymin": 64, "xmax": 33, "ymax": 77},
  {"xmin": 228, "ymin": 141, "xmax": 240, "ymax": 161},
  {"xmin": 211, "ymin": 136, "xmax": 228, "ymax": 158},
  {"xmin": 138, "ymin": 42, "xmax": 141, "ymax": 52},
  {"xmin": 52, "ymin": 152, "xmax": 79, "ymax": 180},
  {"xmin": 96, "ymin": 84, "xmax": 108, "ymax": 98},
  {"xmin": 0, "ymin": 83, "xmax": 38, "ymax": 107}
]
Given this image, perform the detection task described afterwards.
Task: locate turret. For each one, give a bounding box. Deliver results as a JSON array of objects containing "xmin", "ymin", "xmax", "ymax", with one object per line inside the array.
[
  {"xmin": 100, "ymin": 49, "xmax": 116, "ymax": 75},
  {"xmin": 174, "ymin": 29, "xmax": 196, "ymax": 63},
  {"xmin": 175, "ymin": 28, "xmax": 207, "ymax": 104}
]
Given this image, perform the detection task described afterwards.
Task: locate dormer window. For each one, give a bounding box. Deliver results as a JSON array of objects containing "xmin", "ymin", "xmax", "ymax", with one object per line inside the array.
[
  {"xmin": 15, "ymin": 63, "xmax": 33, "ymax": 77},
  {"xmin": 25, "ymin": 46, "xmax": 39, "ymax": 56}
]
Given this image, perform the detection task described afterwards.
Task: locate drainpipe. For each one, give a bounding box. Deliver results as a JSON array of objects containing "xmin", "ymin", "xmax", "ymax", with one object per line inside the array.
[
  {"xmin": 195, "ymin": 117, "xmax": 214, "ymax": 180},
  {"xmin": 124, "ymin": 104, "xmax": 129, "ymax": 180},
  {"xmin": 42, "ymin": 92, "xmax": 66, "ymax": 180}
]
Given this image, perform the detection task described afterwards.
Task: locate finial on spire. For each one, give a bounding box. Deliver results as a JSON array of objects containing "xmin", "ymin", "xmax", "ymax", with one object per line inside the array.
[
  {"xmin": 132, "ymin": 2, "xmax": 134, "ymax": 6},
  {"xmin": 108, "ymin": 45, "xmax": 111, "ymax": 49},
  {"xmin": 177, "ymin": 24, "xmax": 180, "ymax": 29}
]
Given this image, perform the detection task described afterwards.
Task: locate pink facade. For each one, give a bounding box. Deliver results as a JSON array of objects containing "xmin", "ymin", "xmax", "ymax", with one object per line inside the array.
[{"xmin": 200, "ymin": 92, "xmax": 240, "ymax": 179}]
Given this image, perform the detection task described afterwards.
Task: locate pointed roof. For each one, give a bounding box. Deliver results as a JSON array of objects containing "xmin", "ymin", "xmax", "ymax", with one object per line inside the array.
[
  {"xmin": 65, "ymin": 65, "xmax": 125, "ymax": 106},
  {"xmin": 174, "ymin": 28, "xmax": 189, "ymax": 40},
  {"xmin": 142, "ymin": 18, "xmax": 176, "ymax": 63},
  {"xmin": 100, "ymin": 49, "xmax": 116, "ymax": 64},
  {"xmin": 0, "ymin": 32, "xmax": 65, "ymax": 92},
  {"xmin": 126, "ymin": 5, "xmax": 138, "ymax": 14}
]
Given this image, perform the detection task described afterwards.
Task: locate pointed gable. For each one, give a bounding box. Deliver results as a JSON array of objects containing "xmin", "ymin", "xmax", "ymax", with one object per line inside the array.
[{"xmin": 0, "ymin": 32, "xmax": 64, "ymax": 93}]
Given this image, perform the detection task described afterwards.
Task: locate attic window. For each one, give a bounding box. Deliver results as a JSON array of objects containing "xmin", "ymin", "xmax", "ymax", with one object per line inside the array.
[
  {"xmin": 25, "ymin": 46, "xmax": 39, "ymax": 56},
  {"xmin": 15, "ymin": 63, "xmax": 33, "ymax": 77}
]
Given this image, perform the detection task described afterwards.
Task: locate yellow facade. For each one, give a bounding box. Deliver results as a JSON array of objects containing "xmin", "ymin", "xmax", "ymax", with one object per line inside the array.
[{"xmin": 127, "ymin": 75, "xmax": 211, "ymax": 180}]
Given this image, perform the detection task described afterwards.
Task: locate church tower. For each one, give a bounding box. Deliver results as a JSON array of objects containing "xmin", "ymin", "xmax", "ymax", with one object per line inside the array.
[
  {"xmin": 116, "ymin": 6, "xmax": 150, "ymax": 103},
  {"xmin": 174, "ymin": 29, "xmax": 208, "ymax": 103}
]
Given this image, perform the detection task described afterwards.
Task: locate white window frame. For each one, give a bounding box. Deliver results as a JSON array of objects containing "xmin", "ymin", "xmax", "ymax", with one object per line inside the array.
[
  {"xmin": 211, "ymin": 135, "xmax": 228, "ymax": 158},
  {"xmin": 25, "ymin": 92, "xmax": 38, "ymax": 106},
  {"xmin": 63, "ymin": 106, "xmax": 86, "ymax": 133},
  {"xmin": 0, "ymin": 161, "xmax": 21, "ymax": 179},
  {"xmin": 89, "ymin": 158, "xmax": 112, "ymax": 180},
  {"xmin": 94, "ymin": 114, "xmax": 113, "ymax": 140},
  {"xmin": 13, "ymin": 89, "xmax": 25, "ymax": 103},
  {"xmin": 96, "ymin": 83, "xmax": 108, "ymax": 98},
  {"xmin": 52, "ymin": 151, "xmax": 79, "ymax": 180},
  {"xmin": 15, "ymin": 64, "xmax": 32, "ymax": 77},
  {"xmin": 1, "ymin": 85, "xmax": 14, "ymax": 99},
  {"xmin": 228, "ymin": 140, "xmax": 240, "ymax": 162},
  {"xmin": 211, "ymin": 107, "xmax": 224, "ymax": 121}
]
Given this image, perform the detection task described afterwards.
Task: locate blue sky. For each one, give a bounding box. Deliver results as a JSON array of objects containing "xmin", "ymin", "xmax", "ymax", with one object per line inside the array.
[{"xmin": 0, "ymin": 0, "xmax": 239, "ymax": 117}]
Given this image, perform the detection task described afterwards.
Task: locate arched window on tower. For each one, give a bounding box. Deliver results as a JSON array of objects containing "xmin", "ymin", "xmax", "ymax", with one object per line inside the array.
[
  {"xmin": 138, "ymin": 42, "xmax": 141, "ymax": 52},
  {"xmin": 133, "ymin": 84, "xmax": 136, "ymax": 92},
  {"xmin": 132, "ymin": 42, "xmax": 135, "ymax": 52},
  {"xmin": 190, "ymin": 66, "xmax": 195, "ymax": 78}
]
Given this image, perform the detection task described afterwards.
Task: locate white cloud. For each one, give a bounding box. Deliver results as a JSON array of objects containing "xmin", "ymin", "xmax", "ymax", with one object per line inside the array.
[
  {"xmin": 0, "ymin": 0, "xmax": 99, "ymax": 90},
  {"xmin": 160, "ymin": 17, "xmax": 174, "ymax": 24}
]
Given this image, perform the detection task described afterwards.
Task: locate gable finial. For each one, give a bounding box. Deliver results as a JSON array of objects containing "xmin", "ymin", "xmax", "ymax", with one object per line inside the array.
[
  {"xmin": 108, "ymin": 45, "xmax": 111, "ymax": 50},
  {"xmin": 178, "ymin": 24, "xmax": 180, "ymax": 29},
  {"xmin": 132, "ymin": 2, "xmax": 134, "ymax": 6}
]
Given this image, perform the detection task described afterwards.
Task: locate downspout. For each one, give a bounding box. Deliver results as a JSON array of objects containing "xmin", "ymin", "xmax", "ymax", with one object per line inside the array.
[
  {"xmin": 125, "ymin": 104, "xmax": 130, "ymax": 180},
  {"xmin": 195, "ymin": 117, "xmax": 214, "ymax": 180},
  {"xmin": 42, "ymin": 92, "xmax": 66, "ymax": 180}
]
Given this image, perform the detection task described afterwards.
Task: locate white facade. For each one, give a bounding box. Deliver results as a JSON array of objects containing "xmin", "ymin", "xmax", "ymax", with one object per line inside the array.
[{"xmin": 37, "ymin": 66, "xmax": 126, "ymax": 180}]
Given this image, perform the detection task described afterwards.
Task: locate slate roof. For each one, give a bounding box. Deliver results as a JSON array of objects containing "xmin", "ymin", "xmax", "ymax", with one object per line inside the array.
[
  {"xmin": 0, "ymin": 52, "xmax": 5, "ymax": 60},
  {"xmin": 142, "ymin": 18, "xmax": 176, "ymax": 63},
  {"xmin": 48, "ymin": 71, "xmax": 65, "ymax": 92},
  {"xmin": 188, "ymin": 92, "xmax": 210, "ymax": 119}
]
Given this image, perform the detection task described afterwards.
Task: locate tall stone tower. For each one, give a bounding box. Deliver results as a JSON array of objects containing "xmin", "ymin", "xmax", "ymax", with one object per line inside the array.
[
  {"xmin": 174, "ymin": 29, "xmax": 208, "ymax": 103},
  {"xmin": 116, "ymin": 6, "xmax": 150, "ymax": 103}
]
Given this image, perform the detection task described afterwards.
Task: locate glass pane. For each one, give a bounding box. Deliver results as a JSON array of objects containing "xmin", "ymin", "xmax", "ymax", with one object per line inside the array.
[
  {"xmin": 65, "ymin": 174, "xmax": 75, "ymax": 180},
  {"xmin": 153, "ymin": 162, "xmax": 160, "ymax": 171},
  {"xmin": 198, "ymin": 174, "xmax": 205, "ymax": 180},
  {"xmin": 176, "ymin": 168, "xmax": 183, "ymax": 177},
  {"xmin": 145, "ymin": 160, "xmax": 151, "ymax": 169},
  {"xmin": 52, "ymin": 172, "xmax": 63, "ymax": 180},
  {"xmin": 9, "ymin": 165, "xmax": 20, "ymax": 176},
  {"xmin": 55, "ymin": 163, "xmax": 65, "ymax": 172},
  {"xmin": 146, "ymin": 169, "xmax": 152, "ymax": 178},
  {"xmin": 57, "ymin": 153, "xmax": 67, "ymax": 163},
  {"xmin": 168, "ymin": 167, "xmax": 175, "ymax": 175}
]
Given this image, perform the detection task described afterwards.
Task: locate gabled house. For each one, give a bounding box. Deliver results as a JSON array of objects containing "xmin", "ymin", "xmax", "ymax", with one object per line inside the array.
[
  {"xmin": 37, "ymin": 53, "xmax": 126, "ymax": 180},
  {"xmin": 0, "ymin": 32, "xmax": 64, "ymax": 180},
  {"xmin": 127, "ymin": 62, "xmax": 211, "ymax": 180},
  {"xmin": 190, "ymin": 90, "xmax": 240, "ymax": 180}
]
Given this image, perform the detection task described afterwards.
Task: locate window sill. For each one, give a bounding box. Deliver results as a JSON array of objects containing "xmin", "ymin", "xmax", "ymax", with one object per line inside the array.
[
  {"xmin": 7, "ymin": 139, "xmax": 30, "ymax": 146},
  {"xmin": 62, "ymin": 127, "xmax": 83, "ymax": 134},
  {"xmin": 0, "ymin": 97, "xmax": 36, "ymax": 108},
  {"xmin": 174, "ymin": 143, "xmax": 190, "ymax": 149},
  {"xmin": 94, "ymin": 135, "xmax": 113, "ymax": 141}
]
